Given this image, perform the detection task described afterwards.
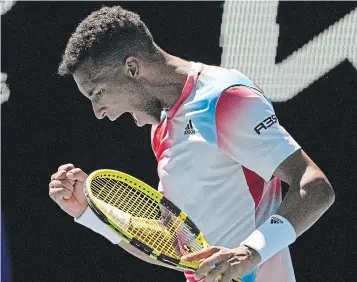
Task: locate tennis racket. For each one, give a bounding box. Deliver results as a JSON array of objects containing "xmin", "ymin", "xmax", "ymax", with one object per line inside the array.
[{"xmin": 84, "ymin": 169, "xmax": 242, "ymax": 282}]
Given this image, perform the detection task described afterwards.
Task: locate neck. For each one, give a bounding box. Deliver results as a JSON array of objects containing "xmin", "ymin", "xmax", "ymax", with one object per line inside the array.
[{"xmin": 145, "ymin": 50, "xmax": 192, "ymax": 111}]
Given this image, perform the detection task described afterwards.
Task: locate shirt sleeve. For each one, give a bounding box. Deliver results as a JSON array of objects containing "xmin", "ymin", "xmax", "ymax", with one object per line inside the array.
[
  {"xmin": 158, "ymin": 181, "xmax": 164, "ymax": 194},
  {"xmin": 215, "ymin": 86, "xmax": 301, "ymax": 181}
]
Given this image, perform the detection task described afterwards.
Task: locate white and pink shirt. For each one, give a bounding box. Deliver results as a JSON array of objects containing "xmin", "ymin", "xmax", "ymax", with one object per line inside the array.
[{"xmin": 151, "ymin": 63, "xmax": 300, "ymax": 282}]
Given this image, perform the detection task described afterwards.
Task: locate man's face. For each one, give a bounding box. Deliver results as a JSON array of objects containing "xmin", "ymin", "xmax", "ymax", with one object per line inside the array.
[{"xmin": 73, "ymin": 57, "xmax": 161, "ymax": 126}]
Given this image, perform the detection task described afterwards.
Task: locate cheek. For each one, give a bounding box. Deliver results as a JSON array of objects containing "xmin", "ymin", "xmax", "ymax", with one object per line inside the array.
[
  {"xmin": 128, "ymin": 93, "xmax": 145, "ymax": 110},
  {"xmin": 108, "ymin": 91, "xmax": 133, "ymax": 112}
]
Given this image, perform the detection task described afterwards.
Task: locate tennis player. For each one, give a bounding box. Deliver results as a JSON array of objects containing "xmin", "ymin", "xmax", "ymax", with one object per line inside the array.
[{"xmin": 49, "ymin": 6, "xmax": 335, "ymax": 282}]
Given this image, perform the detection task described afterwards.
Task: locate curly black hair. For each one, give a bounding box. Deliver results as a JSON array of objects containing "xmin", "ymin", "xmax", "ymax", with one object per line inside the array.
[{"xmin": 58, "ymin": 5, "xmax": 155, "ymax": 76}]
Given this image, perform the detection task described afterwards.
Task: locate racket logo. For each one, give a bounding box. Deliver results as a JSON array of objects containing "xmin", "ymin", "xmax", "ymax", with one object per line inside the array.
[{"xmin": 183, "ymin": 244, "xmax": 193, "ymax": 253}]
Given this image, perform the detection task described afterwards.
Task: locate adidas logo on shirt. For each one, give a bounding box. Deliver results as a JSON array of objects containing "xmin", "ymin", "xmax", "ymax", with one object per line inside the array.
[
  {"xmin": 184, "ymin": 120, "xmax": 196, "ymax": 135},
  {"xmin": 270, "ymin": 216, "xmax": 283, "ymax": 224}
]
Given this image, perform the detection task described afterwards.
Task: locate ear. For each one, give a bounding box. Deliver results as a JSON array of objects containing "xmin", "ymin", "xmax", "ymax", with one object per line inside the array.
[{"xmin": 125, "ymin": 56, "xmax": 140, "ymax": 79}]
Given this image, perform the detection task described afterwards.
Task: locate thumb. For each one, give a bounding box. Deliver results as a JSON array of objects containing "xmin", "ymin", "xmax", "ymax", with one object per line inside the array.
[{"xmin": 66, "ymin": 168, "xmax": 88, "ymax": 183}]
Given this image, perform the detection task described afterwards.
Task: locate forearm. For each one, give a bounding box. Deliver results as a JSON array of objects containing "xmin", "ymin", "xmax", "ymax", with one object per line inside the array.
[
  {"xmin": 277, "ymin": 167, "xmax": 335, "ymax": 237},
  {"xmin": 241, "ymin": 152, "xmax": 335, "ymax": 264}
]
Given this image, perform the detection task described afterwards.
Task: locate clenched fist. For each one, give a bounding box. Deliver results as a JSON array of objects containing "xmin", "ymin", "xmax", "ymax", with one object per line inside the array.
[{"xmin": 49, "ymin": 164, "xmax": 88, "ymax": 218}]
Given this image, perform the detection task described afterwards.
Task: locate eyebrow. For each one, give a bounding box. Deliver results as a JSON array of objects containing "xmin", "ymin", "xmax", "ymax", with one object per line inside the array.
[{"xmin": 87, "ymin": 89, "xmax": 94, "ymax": 97}]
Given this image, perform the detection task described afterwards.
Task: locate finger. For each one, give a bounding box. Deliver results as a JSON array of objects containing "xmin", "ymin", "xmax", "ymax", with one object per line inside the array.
[
  {"xmin": 205, "ymin": 263, "xmax": 230, "ymax": 282},
  {"xmin": 199, "ymin": 252, "xmax": 228, "ymax": 273},
  {"xmin": 66, "ymin": 168, "xmax": 88, "ymax": 183},
  {"xmin": 49, "ymin": 179, "xmax": 74, "ymax": 193},
  {"xmin": 51, "ymin": 164, "xmax": 74, "ymax": 180},
  {"xmin": 51, "ymin": 172, "xmax": 59, "ymax": 181},
  {"xmin": 58, "ymin": 163, "xmax": 75, "ymax": 172},
  {"xmin": 182, "ymin": 246, "xmax": 221, "ymax": 262},
  {"xmin": 51, "ymin": 169, "xmax": 68, "ymax": 180},
  {"xmin": 51, "ymin": 170, "xmax": 75, "ymax": 185},
  {"xmin": 227, "ymin": 255, "xmax": 246, "ymax": 264},
  {"xmin": 49, "ymin": 187, "xmax": 72, "ymax": 201},
  {"xmin": 194, "ymin": 253, "xmax": 226, "ymax": 280}
]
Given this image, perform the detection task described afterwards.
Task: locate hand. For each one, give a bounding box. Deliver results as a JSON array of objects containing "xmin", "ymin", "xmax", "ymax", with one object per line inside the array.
[
  {"xmin": 49, "ymin": 164, "xmax": 88, "ymax": 218},
  {"xmin": 181, "ymin": 245, "xmax": 261, "ymax": 282}
]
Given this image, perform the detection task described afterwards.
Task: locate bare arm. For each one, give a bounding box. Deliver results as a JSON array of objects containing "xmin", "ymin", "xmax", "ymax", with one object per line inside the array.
[
  {"xmin": 274, "ymin": 149, "xmax": 335, "ymax": 237},
  {"xmin": 181, "ymin": 149, "xmax": 336, "ymax": 280}
]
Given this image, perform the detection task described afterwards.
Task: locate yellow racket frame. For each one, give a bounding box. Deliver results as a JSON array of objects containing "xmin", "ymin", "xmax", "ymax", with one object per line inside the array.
[{"xmin": 85, "ymin": 169, "xmax": 242, "ymax": 282}]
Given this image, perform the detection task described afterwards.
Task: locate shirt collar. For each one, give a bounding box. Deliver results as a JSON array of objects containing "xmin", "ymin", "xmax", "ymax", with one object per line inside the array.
[{"xmin": 165, "ymin": 62, "xmax": 203, "ymax": 119}]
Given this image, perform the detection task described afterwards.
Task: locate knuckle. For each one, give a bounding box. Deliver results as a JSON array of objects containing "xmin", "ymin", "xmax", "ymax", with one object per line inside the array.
[
  {"xmin": 69, "ymin": 168, "xmax": 79, "ymax": 174},
  {"xmin": 49, "ymin": 188, "xmax": 59, "ymax": 194},
  {"xmin": 49, "ymin": 190, "xmax": 59, "ymax": 198},
  {"xmin": 59, "ymin": 163, "xmax": 72, "ymax": 170},
  {"xmin": 217, "ymin": 250, "xmax": 226, "ymax": 257},
  {"xmin": 75, "ymin": 168, "xmax": 82, "ymax": 173},
  {"xmin": 221, "ymin": 250, "xmax": 229, "ymax": 255},
  {"xmin": 50, "ymin": 180, "xmax": 61, "ymax": 187}
]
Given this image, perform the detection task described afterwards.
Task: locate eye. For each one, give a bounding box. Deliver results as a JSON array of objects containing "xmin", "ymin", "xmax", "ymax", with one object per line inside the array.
[
  {"xmin": 96, "ymin": 89, "xmax": 105, "ymax": 97},
  {"xmin": 92, "ymin": 89, "xmax": 105, "ymax": 103}
]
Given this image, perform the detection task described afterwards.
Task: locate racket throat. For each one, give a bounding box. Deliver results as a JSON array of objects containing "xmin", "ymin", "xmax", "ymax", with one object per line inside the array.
[
  {"xmin": 129, "ymin": 237, "xmax": 154, "ymax": 256},
  {"xmin": 157, "ymin": 253, "xmax": 180, "ymax": 267}
]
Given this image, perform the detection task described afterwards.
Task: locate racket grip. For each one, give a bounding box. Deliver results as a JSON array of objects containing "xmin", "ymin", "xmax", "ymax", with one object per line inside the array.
[
  {"xmin": 204, "ymin": 269, "xmax": 242, "ymax": 282},
  {"xmin": 214, "ymin": 274, "xmax": 241, "ymax": 282}
]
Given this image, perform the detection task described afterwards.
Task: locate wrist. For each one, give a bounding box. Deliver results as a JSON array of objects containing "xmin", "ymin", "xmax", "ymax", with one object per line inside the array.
[
  {"xmin": 74, "ymin": 203, "xmax": 88, "ymax": 219},
  {"xmin": 240, "ymin": 214, "xmax": 296, "ymax": 265},
  {"xmin": 75, "ymin": 206, "xmax": 123, "ymax": 244},
  {"xmin": 239, "ymin": 245, "xmax": 262, "ymax": 265}
]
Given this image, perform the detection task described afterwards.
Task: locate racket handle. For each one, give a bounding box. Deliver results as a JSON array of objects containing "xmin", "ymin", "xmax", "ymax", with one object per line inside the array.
[{"xmin": 205, "ymin": 272, "xmax": 242, "ymax": 282}]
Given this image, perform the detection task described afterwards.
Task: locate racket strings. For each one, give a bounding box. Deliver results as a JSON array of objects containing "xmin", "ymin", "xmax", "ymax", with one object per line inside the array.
[
  {"xmin": 94, "ymin": 179, "xmax": 178, "ymax": 256},
  {"xmin": 161, "ymin": 208, "xmax": 203, "ymax": 255},
  {"xmin": 92, "ymin": 178, "xmax": 166, "ymax": 243},
  {"xmin": 94, "ymin": 178, "xmax": 158, "ymax": 219},
  {"xmin": 94, "ymin": 178, "xmax": 201, "ymax": 257},
  {"xmin": 91, "ymin": 177, "xmax": 203, "ymax": 258},
  {"xmin": 93, "ymin": 178, "xmax": 159, "ymax": 219}
]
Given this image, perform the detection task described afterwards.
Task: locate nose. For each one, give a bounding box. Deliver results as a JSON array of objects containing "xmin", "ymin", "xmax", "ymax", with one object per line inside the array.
[{"xmin": 92, "ymin": 104, "xmax": 107, "ymax": 119}]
